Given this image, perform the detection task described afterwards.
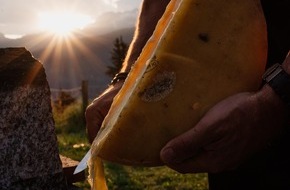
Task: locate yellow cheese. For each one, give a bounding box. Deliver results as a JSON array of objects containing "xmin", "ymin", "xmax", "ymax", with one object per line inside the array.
[
  {"xmin": 88, "ymin": 157, "xmax": 108, "ymax": 190},
  {"xmin": 90, "ymin": 0, "xmax": 267, "ymax": 170}
]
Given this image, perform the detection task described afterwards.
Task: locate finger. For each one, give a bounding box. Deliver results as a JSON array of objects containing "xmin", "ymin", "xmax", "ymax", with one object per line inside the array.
[
  {"xmin": 85, "ymin": 103, "xmax": 105, "ymax": 143},
  {"xmin": 160, "ymin": 99, "xmax": 230, "ymax": 165},
  {"xmin": 165, "ymin": 151, "xmax": 211, "ymax": 173},
  {"xmin": 86, "ymin": 83, "xmax": 124, "ymax": 143},
  {"xmin": 160, "ymin": 121, "xmax": 213, "ymax": 165},
  {"xmin": 282, "ymin": 50, "xmax": 290, "ymax": 71},
  {"xmin": 164, "ymin": 149, "xmax": 228, "ymax": 174}
]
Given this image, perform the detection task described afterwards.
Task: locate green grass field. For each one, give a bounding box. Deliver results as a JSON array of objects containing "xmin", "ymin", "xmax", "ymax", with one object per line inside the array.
[{"xmin": 53, "ymin": 102, "xmax": 208, "ymax": 190}]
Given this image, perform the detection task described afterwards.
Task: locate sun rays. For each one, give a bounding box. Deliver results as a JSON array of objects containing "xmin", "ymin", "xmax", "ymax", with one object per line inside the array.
[
  {"xmin": 28, "ymin": 29, "xmax": 107, "ymax": 91},
  {"xmin": 36, "ymin": 9, "xmax": 98, "ymax": 79},
  {"xmin": 34, "ymin": 32, "xmax": 104, "ymax": 87},
  {"xmin": 28, "ymin": 8, "xmax": 109, "ymax": 89}
]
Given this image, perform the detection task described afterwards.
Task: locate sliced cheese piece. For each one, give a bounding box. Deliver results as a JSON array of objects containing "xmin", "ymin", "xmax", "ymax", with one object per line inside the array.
[{"xmin": 90, "ymin": 0, "xmax": 267, "ymax": 169}]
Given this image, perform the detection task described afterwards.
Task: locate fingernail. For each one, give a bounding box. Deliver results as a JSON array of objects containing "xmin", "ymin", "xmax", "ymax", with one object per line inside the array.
[{"xmin": 161, "ymin": 147, "xmax": 179, "ymax": 164}]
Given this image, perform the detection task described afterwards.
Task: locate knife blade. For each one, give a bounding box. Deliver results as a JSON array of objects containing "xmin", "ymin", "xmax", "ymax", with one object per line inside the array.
[{"xmin": 73, "ymin": 148, "xmax": 91, "ymax": 175}]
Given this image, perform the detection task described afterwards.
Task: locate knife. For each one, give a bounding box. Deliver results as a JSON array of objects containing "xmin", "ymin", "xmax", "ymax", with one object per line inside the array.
[{"xmin": 73, "ymin": 148, "xmax": 91, "ymax": 175}]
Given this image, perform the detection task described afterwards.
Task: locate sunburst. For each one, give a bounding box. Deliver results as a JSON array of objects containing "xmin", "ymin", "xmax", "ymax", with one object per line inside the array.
[{"xmin": 38, "ymin": 11, "xmax": 94, "ymax": 38}]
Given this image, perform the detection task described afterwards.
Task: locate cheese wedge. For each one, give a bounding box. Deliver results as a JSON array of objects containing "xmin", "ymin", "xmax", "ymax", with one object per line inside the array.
[{"xmin": 90, "ymin": 0, "xmax": 267, "ymax": 169}]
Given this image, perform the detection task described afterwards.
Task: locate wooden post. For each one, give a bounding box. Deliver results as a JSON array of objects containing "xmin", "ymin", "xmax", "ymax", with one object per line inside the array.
[{"xmin": 81, "ymin": 80, "xmax": 88, "ymax": 119}]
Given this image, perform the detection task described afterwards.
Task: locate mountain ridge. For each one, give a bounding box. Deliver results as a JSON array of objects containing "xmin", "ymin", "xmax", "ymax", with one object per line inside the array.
[{"xmin": 0, "ymin": 27, "xmax": 135, "ymax": 99}]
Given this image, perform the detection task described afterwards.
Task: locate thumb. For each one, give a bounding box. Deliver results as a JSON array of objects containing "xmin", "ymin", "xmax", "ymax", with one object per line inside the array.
[{"xmin": 160, "ymin": 125, "xmax": 210, "ymax": 165}]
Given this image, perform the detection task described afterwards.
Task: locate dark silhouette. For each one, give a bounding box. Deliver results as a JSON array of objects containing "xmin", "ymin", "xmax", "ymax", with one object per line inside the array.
[{"xmin": 106, "ymin": 36, "xmax": 128, "ymax": 77}]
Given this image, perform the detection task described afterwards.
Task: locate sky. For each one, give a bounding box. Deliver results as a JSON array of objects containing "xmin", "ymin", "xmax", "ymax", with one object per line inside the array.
[{"xmin": 0, "ymin": 0, "xmax": 142, "ymax": 38}]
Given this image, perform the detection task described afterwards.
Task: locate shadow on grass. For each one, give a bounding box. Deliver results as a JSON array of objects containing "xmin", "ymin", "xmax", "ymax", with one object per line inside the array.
[
  {"xmin": 104, "ymin": 163, "xmax": 208, "ymax": 190},
  {"xmin": 105, "ymin": 162, "xmax": 144, "ymax": 190}
]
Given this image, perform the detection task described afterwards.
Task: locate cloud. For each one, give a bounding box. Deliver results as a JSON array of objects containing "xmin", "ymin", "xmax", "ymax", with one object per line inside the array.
[
  {"xmin": 0, "ymin": 0, "xmax": 142, "ymax": 36},
  {"xmin": 103, "ymin": 0, "xmax": 120, "ymax": 8},
  {"xmin": 101, "ymin": 0, "xmax": 142, "ymax": 11},
  {"xmin": 94, "ymin": 9, "xmax": 138, "ymax": 32}
]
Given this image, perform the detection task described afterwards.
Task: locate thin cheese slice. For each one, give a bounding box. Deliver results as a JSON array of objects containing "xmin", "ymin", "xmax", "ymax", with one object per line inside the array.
[{"xmin": 88, "ymin": 157, "xmax": 108, "ymax": 190}]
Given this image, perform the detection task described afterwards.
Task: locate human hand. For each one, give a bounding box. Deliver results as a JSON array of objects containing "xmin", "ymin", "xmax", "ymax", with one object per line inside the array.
[
  {"xmin": 160, "ymin": 54, "xmax": 290, "ymax": 173},
  {"xmin": 160, "ymin": 52, "xmax": 290, "ymax": 174},
  {"xmin": 160, "ymin": 85, "xmax": 287, "ymax": 174},
  {"xmin": 85, "ymin": 81, "xmax": 124, "ymax": 143}
]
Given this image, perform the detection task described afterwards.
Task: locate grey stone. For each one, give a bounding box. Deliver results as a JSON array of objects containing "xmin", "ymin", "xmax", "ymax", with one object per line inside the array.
[{"xmin": 0, "ymin": 48, "xmax": 67, "ymax": 189}]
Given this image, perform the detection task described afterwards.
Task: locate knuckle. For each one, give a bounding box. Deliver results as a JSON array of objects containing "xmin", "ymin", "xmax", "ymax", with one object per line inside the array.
[{"xmin": 85, "ymin": 103, "xmax": 100, "ymax": 120}]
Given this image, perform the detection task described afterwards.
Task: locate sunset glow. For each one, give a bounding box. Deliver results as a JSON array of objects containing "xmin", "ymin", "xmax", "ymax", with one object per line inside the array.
[
  {"xmin": 38, "ymin": 11, "xmax": 94, "ymax": 37},
  {"xmin": 0, "ymin": 0, "xmax": 141, "ymax": 91}
]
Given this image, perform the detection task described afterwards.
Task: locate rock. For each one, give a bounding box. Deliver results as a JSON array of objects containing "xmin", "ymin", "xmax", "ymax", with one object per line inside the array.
[{"xmin": 0, "ymin": 47, "xmax": 67, "ymax": 189}]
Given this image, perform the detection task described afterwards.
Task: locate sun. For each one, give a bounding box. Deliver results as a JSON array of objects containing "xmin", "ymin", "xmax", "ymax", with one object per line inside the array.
[{"xmin": 38, "ymin": 11, "xmax": 94, "ymax": 37}]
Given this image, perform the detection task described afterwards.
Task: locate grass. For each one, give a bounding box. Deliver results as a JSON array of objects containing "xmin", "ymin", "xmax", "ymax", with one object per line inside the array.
[
  {"xmin": 53, "ymin": 101, "xmax": 209, "ymax": 190},
  {"xmin": 104, "ymin": 164, "xmax": 208, "ymax": 190}
]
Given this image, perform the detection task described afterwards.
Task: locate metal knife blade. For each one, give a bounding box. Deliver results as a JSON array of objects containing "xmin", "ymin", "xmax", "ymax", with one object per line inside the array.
[{"xmin": 73, "ymin": 148, "xmax": 91, "ymax": 175}]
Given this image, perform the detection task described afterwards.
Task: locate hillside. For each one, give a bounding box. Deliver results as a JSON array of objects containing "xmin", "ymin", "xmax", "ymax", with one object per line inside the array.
[{"xmin": 0, "ymin": 27, "xmax": 135, "ymax": 99}]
